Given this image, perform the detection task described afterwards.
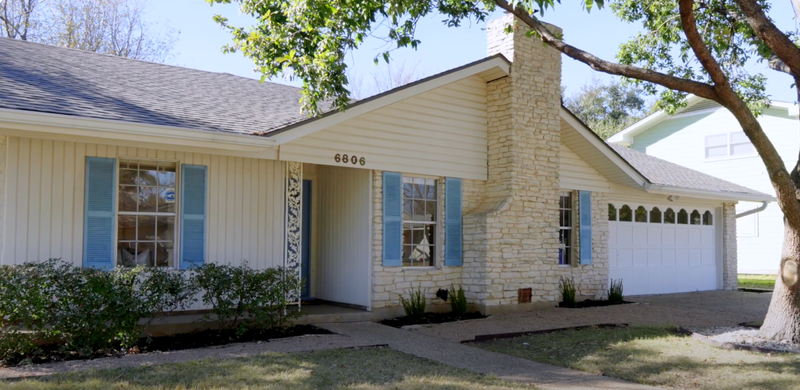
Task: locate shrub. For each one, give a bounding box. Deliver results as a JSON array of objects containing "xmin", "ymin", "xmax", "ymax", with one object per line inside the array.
[
  {"xmin": 608, "ymin": 278, "xmax": 624, "ymax": 304},
  {"xmin": 0, "ymin": 259, "xmax": 196, "ymax": 361},
  {"xmin": 400, "ymin": 285, "xmax": 426, "ymax": 322},
  {"xmin": 448, "ymin": 284, "xmax": 468, "ymax": 316},
  {"xmin": 558, "ymin": 276, "xmax": 577, "ymax": 307},
  {"xmin": 193, "ymin": 262, "xmax": 302, "ymax": 335}
]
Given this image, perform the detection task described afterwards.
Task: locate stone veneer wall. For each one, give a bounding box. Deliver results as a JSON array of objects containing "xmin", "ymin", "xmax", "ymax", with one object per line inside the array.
[{"xmin": 722, "ymin": 202, "xmax": 738, "ymax": 290}]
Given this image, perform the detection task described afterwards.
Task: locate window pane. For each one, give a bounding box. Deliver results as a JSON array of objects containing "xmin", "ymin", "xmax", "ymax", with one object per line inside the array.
[
  {"xmin": 425, "ymin": 180, "xmax": 437, "ymax": 199},
  {"xmin": 156, "ymin": 242, "xmax": 174, "ymax": 267},
  {"xmin": 703, "ymin": 211, "xmax": 713, "ymax": 226},
  {"xmin": 635, "ymin": 206, "xmax": 647, "ymax": 222},
  {"xmin": 119, "ymin": 186, "xmax": 138, "ymax": 212},
  {"xmin": 705, "ymin": 134, "xmax": 727, "ymax": 147},
  {"xmin": 411, "ymin": 200, "xmax": 425, "ymax": 221},
  {"xmin": 608, "ymin": 204, "xmax": 617, "ymax": 221},
  {"xmin": 118, "ymin": 215, "xmax": 137, "ymax": 241},
  {"xmin": 138, "ymin": 163, "xmax": 159, "ymax": 186},
  {"xmin": 424, "ymin": 201, "xmax": 437, "ymax": 222},
  {"xmin": 731, "ymin": 143, "xmax": 755, "ymax": 156},
  {"xmin": 678, "ymin": 209, "xmax": 689, "ymax": 224},
  {"xmin": 690, "ymin": 210, "xmax": 701, "ymax": 225},
  {"xmin": 403, "ymin": 200, "xmax": 413, "ymax": 220},
  {"xmin": 650, "ymin": 207, "xmax": 662, "ymax": 223},
  {"xmin": 403, "ymin": 182, "xmax": 414, "ymax": 198},
  {"xmin": 137, "ymin": 242, "xmax": 155, "ymax": 267},
  {"xmin": 665, "ymin": 208, "xmax": 676, "ymax": 223},
  {"xmin": 157, "ymin": 216, "xmax": 175, "ymax": 241},
  {"xmin": 158, "ymin": 167, "xmax": 176, "ymax": 186},
  {"xmin": 119, "ymin": 169, "xmax": 138, "ymax": 185},
  {"xmin": 402, "ymin": 246, "xmax": 413, "ymax": 266},
  {"xmin": 403, "ymin": 227, "xmax": 412, "ymax": 244},
  {"xmin": 425, "ymin": 225, "xmax": 435, "ymax": 246},
  {"xmin": 706, "ymin": 145, "xmax": 727, "ymax": 158},
  {"xmin": 412, "ymin": 225, "xmax": 424, "ymax": 245},
  {"xmin": 414, "ymin": 178, "xmax": 425, "ymax": 198},
  {"xmin": 619, "ymin": 205, "xmax": 632, "ymax": 222},
  {"xmin": 559, "ymin": 247, "xmax": 570, "ymax": 265},
  {"xmin": 118, "ymin": 242, "xmax": 137, "ymax": 267},
  {"xmin": 157, "ymin": 188, "xmax": 176, "ymax": 213},
  {"xmin": 139, "ymin": 187, "xmax": 158, "ymax": 212},
  {"xmin": 560, "ymin": 210, "xmax": 572, "ymax": 228},
  {"xmin": 730, "ymin": 131, "xmax": 748, "ymax": 144},
  {"xmin": 138, "ymin": 216, "xmax": 156, "ymax": 240},
  {"xmin": 559, "ymin": 229, "xmax": 571, "ymax": 246}
]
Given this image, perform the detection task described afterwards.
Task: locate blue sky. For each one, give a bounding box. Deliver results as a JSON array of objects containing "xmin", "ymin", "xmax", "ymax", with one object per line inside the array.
[{"xmin": 152, "ymin": 1, "xmax": 799, "ymax": 103}]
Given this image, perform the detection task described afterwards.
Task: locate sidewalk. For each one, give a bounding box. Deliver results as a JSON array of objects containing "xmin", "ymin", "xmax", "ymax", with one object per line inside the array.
[{"xmin": 317, "ymin": 321, "xmax": 660, "ymax": 390}]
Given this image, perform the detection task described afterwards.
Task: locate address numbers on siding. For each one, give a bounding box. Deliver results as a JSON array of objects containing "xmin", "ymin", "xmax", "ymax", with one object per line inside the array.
[{"xmin": 334, "ymin": 154, "xmax": 366, "ymax": 166}]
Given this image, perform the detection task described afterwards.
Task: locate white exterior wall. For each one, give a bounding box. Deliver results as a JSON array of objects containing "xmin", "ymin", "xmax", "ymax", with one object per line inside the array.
[
  {"xmin": 2, "ymin": 136, "xmax": 285, "ymax": 268},
  {"xmin": 630, "ymin": 107, "xmax": 798, "ymax": 273},
  {"xmin": 314, "ymin": 165, "xmax": 372, "ymax": 308},
  {"xmin": 280, "ymin": 76, "xmax": 488, "ymax": 180}
]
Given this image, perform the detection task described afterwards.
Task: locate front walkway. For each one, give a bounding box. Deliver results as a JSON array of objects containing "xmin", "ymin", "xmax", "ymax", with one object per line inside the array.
[
  {"xmin": 418, "ymin": 290, "xmax": 771, "ymax": 342},
  {"xmin": 317, "ymin": 321, "xmax": 659, "ymax": 390}
]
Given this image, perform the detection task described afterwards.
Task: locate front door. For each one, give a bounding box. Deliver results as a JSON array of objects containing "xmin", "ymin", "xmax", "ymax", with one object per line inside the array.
[{"xmin": 301, "ymin": 179, "xmax": 312, "ymax": 298}]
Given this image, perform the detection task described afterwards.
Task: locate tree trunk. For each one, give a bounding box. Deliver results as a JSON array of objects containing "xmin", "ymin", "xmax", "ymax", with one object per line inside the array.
[{"xmin": 759, "ymin": 222, "xmax": 800, "ymax": 343}]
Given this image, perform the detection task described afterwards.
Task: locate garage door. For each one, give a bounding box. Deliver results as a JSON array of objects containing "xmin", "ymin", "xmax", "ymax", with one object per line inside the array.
[{"xmin": 608, "ymin": 204, "xmax": 718, "ymax": 296}]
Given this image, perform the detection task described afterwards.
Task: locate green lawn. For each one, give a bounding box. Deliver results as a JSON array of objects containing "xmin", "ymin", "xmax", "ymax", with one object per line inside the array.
[
  {"xmin": 475, "ymin": 325, "xmax": 800, "ymax": 390},
  {"xmin": 739, "ymin": 274, "xmax": 777, "ymax": 290},
  {"xmin": 0, "ymin": 347, "xmax": 530, "ymax": 390}
]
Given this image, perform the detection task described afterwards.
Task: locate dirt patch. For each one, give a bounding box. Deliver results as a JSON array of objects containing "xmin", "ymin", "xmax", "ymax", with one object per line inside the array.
[
  {"xmin": 4, "ymin": 324, "xmax": 329, "ymax": 367},
  {"xmin": 380, "ymin": 312, "xmax": 487, "ymax": 328}
]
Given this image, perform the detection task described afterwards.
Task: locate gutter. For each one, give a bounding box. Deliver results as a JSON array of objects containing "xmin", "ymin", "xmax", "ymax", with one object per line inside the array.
[
  {"xmin": 645, "ymin": 184, "xmax": 776, "ymax": 203},
  {"xmin": 736, "ymin": 201, "xmax": 769, "ymax": 219}
]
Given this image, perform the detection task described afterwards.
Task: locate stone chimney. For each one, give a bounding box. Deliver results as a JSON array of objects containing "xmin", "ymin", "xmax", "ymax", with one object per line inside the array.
[{"xmin": 462, "ymin": 13, "xmax": 564, "ymax": 310}]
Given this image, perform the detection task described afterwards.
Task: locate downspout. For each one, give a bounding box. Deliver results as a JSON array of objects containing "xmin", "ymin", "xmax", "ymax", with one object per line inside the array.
[{"xmin": 735, "ymin": 201, "xmax": 769, "ymax": 219}]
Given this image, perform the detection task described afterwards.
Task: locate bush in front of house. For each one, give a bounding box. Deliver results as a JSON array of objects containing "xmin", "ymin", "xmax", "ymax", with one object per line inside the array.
[
  {"xmin": 0, "ymin": 259, "xmax": 195, "ymax": 360},
  {"xmin": 558, "ymin": 276, "xmax": 577, "ymax": 307},
  {"xmin": 448, "ymin": 284, "xmax": 468, "ymax": 316},
  {"xmin": 193, "ymin": 262, "xmax": 302, "ymax": 336},
  {"xmin": 608, "ymin": 278, "xmax": 624, "ymax": 304},
  {"xmin": 400, "ymin": 285, "xmax": 426, "ymax": 322}
]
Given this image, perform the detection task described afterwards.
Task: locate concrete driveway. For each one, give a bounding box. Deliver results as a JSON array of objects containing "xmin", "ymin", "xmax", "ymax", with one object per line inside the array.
[{"xmin": 415, "ymin": 290, "xmax": 772, "ymax": 342}]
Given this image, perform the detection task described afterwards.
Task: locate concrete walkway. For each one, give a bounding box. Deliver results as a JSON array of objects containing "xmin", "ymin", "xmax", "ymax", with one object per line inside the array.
[{"xmin": 317, "ymin": 321, "xmax": 660, "ymax": 390}]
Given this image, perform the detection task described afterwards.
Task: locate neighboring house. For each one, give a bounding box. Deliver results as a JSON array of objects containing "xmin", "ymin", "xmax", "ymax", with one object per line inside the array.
[
  {"xmin": 609, "ymin": 96, "xmax": 798, "ymax": 274},
  {"xmin": 0, "ymin": 13, "xmax": 772, "ymax": 315}
]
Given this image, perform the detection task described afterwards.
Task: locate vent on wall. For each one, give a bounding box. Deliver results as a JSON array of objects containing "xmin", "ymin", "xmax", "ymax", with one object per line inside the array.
[{"xmin": 680, "ymin": 99, "xmax": 722, "ymax": 114}]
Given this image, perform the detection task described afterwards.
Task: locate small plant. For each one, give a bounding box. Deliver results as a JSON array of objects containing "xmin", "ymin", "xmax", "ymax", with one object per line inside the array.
[
  {"xmin": 558, "ymin": 276, "xmax": 577, "ymax": 307},
  {"xmin": 399, "ymin": 285, "xmax": 426, "ymax": 322},
  {"xmin": 449, "ymin": 284, "xmax": 468, "ymax": 316},
  {"xmin": 608, "ymin": 278, "xmax": 624, "ymax": 304}
]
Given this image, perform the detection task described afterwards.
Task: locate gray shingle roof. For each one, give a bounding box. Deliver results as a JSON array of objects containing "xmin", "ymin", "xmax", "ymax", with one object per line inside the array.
[
  {"xmin": 0, "ymin": 37, "xmax": 322, "ymax": 135},
  {"xmin": 608, "ymin": 143, "xmax": 771, "ymax": 198}
]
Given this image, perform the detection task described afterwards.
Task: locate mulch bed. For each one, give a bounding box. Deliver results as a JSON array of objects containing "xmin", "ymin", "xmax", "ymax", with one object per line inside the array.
[
  {"xmin": 380, "ymin": 311, "xmax": 487, "ymax": 328},
  {"xmin": 558, "ymin": 299, "xmax": 634, "ymax": 308},
  {"xmin": 3, "ymin": 324, "xmax": 329, "ymax": 367},
  {"xmin": 738, "ymin": 288, "xmax": 773, "ymax": 293}
]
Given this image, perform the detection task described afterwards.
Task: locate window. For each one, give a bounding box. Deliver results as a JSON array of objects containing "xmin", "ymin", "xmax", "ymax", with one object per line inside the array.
[
  {"xmin": 705, "ymin": 132, "xmax": 756, "ymax": 159},
  {"xmin": 650, "ymin": 207, "xmax": 662, "ymax": 223},
  {"xmin": 665, "ymin": 208, "xmax": 676, "ymax": 223},
  {"xmin": 677, "ymin": 209, "xmax": 689, "ymax": 224},
  {"xmin": 703, "ymin": 211, "xmax": 713, "ymax": 226},
  {"xmin": 117, "ymin": 161, "xmax": 177, "ymax": 267},
  {"xmin": 608, "ymin": 204, "xmax": 617, "ymax": 221},
  {"xmin": 402, "ymin": 177, "xmax": 437, "ymax": 267},
  {"xmin": 635, "ymin": 206, "xmax": 648, "ymax": 222},
  {"xmin": 690, "ymin": 210, "xmax": 701, "ymax": 225},
  {"xmin": 558, "ymin": 191, "xmax": 574, "ymax": 265},
  {"xmin": 619, "ymin": 205, "xmax": 632, "ymax": 222}
]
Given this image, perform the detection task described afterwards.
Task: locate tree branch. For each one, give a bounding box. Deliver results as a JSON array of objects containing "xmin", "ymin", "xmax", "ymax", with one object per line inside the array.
[
  {"xmin": 735, "ymin": 0, "xmax": 800, "ymax": 77},
  {"xmin": 492, "ymin": 0, "xmax": 720, "ymax": 101},
  {"xmin": 769, "ymin": 54, "xmax": 793, "ymax": 74},
  {"xmin": 678, "ymin": 0, "xmax": 730, "ymax": 88}
]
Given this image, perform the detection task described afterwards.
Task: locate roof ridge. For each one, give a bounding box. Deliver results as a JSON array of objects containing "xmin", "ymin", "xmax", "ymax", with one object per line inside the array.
[{"xmin": 0, "ymin": 36, "xmax": 301, "ymax": 91}]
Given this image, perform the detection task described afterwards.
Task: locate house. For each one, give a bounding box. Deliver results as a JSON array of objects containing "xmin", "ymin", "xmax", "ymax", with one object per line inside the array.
[
  {"xmin": 609, "ymin": 96, "xmax": 798, "ymax": 275},
  {"xmin": 0, "ymin": 13, "xmax": 773, "ymax": 315}
]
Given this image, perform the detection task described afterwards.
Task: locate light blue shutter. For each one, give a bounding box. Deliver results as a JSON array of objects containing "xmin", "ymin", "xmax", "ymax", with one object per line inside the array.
[
  {"xmin": 579, "ymin": 191, "xmax": 593, "ymax": 265},
  {"xmin": 382, "ymin": 172, "xmax": 402, "ymax": 267},
  {"xmin": 83, "ymin": 157, "xmax": 116, "ymax": 270},
  {"xmin": 181, "ymin": 164, "xmax": 207, "ymax": 270},
  {"xmin": 445, "ymin": 177, "xmax": 463, "ymax": 266}
]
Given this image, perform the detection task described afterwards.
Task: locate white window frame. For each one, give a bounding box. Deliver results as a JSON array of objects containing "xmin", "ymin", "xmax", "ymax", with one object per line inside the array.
[
  {"xmin": 115, "ymin": 158, "xmax": 181, "ymax": 268},
  {"xmin": 558, "ymin": 190, "xmax": 576, "ymax": 266},
  {"xmin": 401, "ymin": 175, "xmax": 439, "ymax": 268},
  {"xmin": 705, "ymin": 131, "xmax": 757, "ymax": 161}
]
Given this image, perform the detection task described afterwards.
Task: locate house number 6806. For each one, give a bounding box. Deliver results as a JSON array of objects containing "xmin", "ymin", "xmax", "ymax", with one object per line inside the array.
[{"xmin": 334, "ymin": 153, "xmax": 366, "ymax": 166}]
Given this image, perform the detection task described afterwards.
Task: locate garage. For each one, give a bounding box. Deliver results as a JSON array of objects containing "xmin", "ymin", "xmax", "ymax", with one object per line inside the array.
[{"xmin": 608, "ymin": 203, "xmax": 719, "ymax": 296}]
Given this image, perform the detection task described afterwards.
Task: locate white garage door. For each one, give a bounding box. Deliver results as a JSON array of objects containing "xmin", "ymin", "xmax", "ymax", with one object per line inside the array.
[{"xmin": 608, "ymin": 204, "xmax": 718, "ymax": 296}]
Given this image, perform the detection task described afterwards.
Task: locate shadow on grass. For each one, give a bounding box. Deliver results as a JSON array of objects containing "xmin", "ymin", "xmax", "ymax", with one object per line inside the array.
[
  {"xmin": 5, "ymin": 348, "xmax": 528, "ymax": 390},
  {"xmin": 477, "ymin": 324, "xmax": 800, "ymax": 390}
]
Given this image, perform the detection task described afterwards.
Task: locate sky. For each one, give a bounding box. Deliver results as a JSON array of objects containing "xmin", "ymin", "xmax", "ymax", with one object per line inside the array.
[{"xmin": 151, "ymin": 1, "xmax": 800, "ymax": 103}]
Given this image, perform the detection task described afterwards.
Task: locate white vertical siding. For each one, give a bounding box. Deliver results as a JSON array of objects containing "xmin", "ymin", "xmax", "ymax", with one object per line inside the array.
[
  {"xmin": 315, "ymin": 165, "xmax": 371, "ymax": 307},
  {"xmin": 280, "ymin": 75, "xmax": 488, "ymax": 180},
  {"xmin": 2, "ymin": 136, "xmax": 285, "ymax": 268},
  {"xmin": 559, "ymin": 142, "xmax": 611, "ymax": 192}
]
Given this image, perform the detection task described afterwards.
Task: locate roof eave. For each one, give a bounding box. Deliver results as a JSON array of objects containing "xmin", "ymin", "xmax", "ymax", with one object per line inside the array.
[{"xmin": 645, "ymin": 184, "xmax": 775, "ymax": 202}]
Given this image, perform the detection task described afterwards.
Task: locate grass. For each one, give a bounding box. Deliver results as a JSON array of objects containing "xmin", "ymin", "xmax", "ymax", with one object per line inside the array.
[
  {"xmin": 475, "ymin": 324, "xmax": 800, "ymax": 390},
  {"xmin": 0, "ymin": 347, "xmax": 532, "ymax": 390},
  {"xmin": 739, "ymin": 274, "xmax": 776, "ymax": 290}
]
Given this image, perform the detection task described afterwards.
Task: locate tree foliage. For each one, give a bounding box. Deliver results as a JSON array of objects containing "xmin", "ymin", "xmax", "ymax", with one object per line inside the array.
[
  {"xmin": 0, "ymin": 0, "xmax": 177, "ymax": 62},
  {"xmin": 349, "ymin": 60, "xmax": 429, "ymax": 99},
  {"xmin": 564, "ymin": 77, "xmax": 653, "ymax": 139}
]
